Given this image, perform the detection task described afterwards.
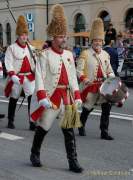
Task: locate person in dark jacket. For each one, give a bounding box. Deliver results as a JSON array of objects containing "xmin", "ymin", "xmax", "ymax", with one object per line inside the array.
[
  {"xmin": 104, "ymin": 38, "xmax": 119, "ymax": 76},
  {"xmin": 105, "ymin": 23, "xmax": 117, "ymax": 42}
]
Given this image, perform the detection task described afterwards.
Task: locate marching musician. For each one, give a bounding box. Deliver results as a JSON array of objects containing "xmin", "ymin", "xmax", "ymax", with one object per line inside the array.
[
  {"xmin": 4, "ymin": 16, "xmax": 36, "ymax": 130},
  {"xmin": 77, "ymin": 18, "xmax": 115, "ymax": 140},
  {"xmin": 29, "ymin": 4, "xmax": 83, "ymax": 173}
]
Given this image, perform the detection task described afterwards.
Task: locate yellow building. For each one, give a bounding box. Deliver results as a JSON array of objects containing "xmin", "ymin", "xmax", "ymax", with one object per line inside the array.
[{"xmin": 0, "ymin": 0, "xmax": 133, "ymax": 46}]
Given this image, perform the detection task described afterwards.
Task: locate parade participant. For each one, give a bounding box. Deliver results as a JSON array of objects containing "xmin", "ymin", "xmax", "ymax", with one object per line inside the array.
[
  {"xmin": 0, "ymin": 61, "xmax": 5, "ymax": 119},
  {"xmin": 4, "ymin": 16, "xmax": 36, "ymax": 130},
  {"xmin": 30, "ymin": 4, "xmax": 83, "ymax": 173},
  {"xmin": 77, "ymin": 18, "xmax": 115, "ymax": 140}
]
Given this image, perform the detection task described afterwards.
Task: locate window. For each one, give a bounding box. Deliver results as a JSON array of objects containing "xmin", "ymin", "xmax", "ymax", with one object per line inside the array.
[
  {"xmin": 0, "ymin": 24, "xmax": 3, "ymax": 46},
  {"xmin": 99, "ymin": 11, "xmax": 111, "ymax": 30},
  {"xmin": 6, "ymin": 23, "xmax": 11, "ymax": 45},
  {"xmin": 125, "ymin": 8, "xmax": 133, "ymax": 29},
  {"xmin": 74, "ymin": 13, "xmax": 86, "ymax": 46}
]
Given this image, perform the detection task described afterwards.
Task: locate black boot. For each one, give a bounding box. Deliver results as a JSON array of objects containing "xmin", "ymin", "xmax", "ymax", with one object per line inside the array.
[
  {"xmin": 62, "ymin": 128, "xmax": 83, "ymax": 173},
  {"xmin": 78, "ymin": 107, "xmax": 93, "ymax": 136},
  {"xmin": 100, "ymin": 103, "xmax": 114, "ymax": 140},
  {"xmin": 30, "ymin": 126, "xmax": 48, "ymax": 167},
  {"xmin": 7, "ymin": 97, "xmax": 18, "ymax": 129},
  {"xmin": 28, "ymin": 95, "xmax": 36, "ymax": 131}
]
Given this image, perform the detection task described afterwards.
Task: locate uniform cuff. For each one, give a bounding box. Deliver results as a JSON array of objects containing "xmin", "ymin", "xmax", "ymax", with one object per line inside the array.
[
  {"xmin": 74, "ymin": 90, "xmax": 81, "ymax": 100},
  {"xmin": 37, "ymin": 90, "xmax": 47, "ymax": 101},
  {"xmin": 8, "ymin": 71, "xmax": 15, "ymax": 77}
]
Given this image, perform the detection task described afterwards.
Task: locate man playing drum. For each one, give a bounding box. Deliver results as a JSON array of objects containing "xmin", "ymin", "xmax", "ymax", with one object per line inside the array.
[{"xmin": 77, "ymin": 18, "xmax": 115, "ymax": 140}]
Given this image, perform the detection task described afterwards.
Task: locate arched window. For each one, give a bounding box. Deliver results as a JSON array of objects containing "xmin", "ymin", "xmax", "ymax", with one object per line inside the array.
[
  {"xmin": 6, "ymin": 23, "xmax": 11, "ymax": 45},
  {"xmin": 0, "ymin": 24, "xmax": 3, "ymax": 46},
  {"xmin": 74, "ymin": 13, "xmax": 85, "ymax": 32},
  {"xmin": 125, "ymin": 8, "xmax": 133, "ymax": 29},
  {"xmin": 98, "ymin": 11, "xmax": 111, "ymax": 30},
  {"xmin": 74, "ymin": 13, "xmax": 86, "ymax": 46}
]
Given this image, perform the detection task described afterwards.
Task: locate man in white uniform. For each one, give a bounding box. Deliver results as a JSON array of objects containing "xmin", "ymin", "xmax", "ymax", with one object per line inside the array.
[
  {"xmin": 5, "ymin": 16, "xmax": 36, "ymax": 130},
  {"xmin": 30, "ymin": 4, "xmax": 83, "ymax": 173},
  {"xmin": 77, "ymin": 18, "xmax": 115, "ymax": 140}
]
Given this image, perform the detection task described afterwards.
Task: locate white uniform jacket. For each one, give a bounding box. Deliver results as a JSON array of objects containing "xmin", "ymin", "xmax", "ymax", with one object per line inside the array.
[
  {"xmin": 77, "ymin": 47, "xmax": 115, "ymax": 83},
  {"xmin": 5, "ymin": 42, "xmax": 35, "ymax": 74},
  {"xmin": 30, "ymin": 48, "xmax": 80, "ymax": 121}
]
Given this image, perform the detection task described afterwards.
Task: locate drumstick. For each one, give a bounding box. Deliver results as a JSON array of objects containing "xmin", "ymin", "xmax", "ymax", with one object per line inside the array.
[{"xmin": 85, "ymin": 81, "xmax": 103, "ymax": 86}]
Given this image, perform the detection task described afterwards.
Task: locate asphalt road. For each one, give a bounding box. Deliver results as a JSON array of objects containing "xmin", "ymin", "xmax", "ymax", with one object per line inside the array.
[{"xmin": 0, "ymin": 79, "xmax": 133, "ymax": 180}]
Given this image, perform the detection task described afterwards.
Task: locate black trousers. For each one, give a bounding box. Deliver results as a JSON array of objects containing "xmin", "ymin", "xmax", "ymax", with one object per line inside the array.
[{"xmin": 100, "ymin": 102, "xmax": 112, "ymax": 133}]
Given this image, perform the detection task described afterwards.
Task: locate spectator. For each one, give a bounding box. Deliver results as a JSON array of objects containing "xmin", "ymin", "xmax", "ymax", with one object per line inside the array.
[
  {"xmin": 42, "ymin": 40, "xmax": 52, "ymax": 49},
  {"xmin": 73, "ymin": 44, "xmax": 81, "ymax": 58},
  {"xmin": 104, "ymin": 38, "xmax": 119, "ymax": 75},
  {"xmin": 116, "ymin": 34, "xmax": 125, "ymax": 59},
  {"xmin": 105, "ymin": 23, "xmax": 117, "ymax": 42}
]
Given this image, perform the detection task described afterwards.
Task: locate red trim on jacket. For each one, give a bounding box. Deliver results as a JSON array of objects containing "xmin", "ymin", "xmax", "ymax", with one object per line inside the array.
[
  {"xmin": 20, "ymin": 56, "xmax": 31, "ymax": 73},
  {"xmin": 81, "ymin": 65, "xmax": 103, "ymax": 102},
  {"xmin": 37, "ymin": 90, "xmax": 47, "ymax": 101},
  {"xmin": 50, "ymin": 63, "xmax": 69, "ymax": 107},
  {"xmin": 19, "ymin": 56, "xmax": 35, "ymax": 84},
  {"xmin": 31, "ymin": 106, "xmax": 45, "ymax": 121},
  {"xmin": 58, "ymin": 63, "xmax": 69, "ymax": 85},
  {"xmin": 8, "ymin": 71, "xmax": 15, "ymax": 77},
  {"xmin": 4, "ymin": 80, "xmax": 13, "ymax": 97},
  {"xmin": 51, "ymin": 46, "xmax": 63, "ymax": 55},
  {"xmin": 74, "ymin": 90, "xmax": 81, "ymax": 100},
  {"xmin": 16, "ymin": 39, "xmax": 26, "ymax": 48}
]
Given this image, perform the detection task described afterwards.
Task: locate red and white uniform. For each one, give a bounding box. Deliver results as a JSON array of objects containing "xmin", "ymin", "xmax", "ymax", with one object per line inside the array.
[
  {"xmin": 30, "ymin": 47, "xmax": 81, "ymax": 131},
  {"xmin": 4, "ymin": 40, "xmax": 35, "ymax": 98},
  {"xmin": 77, "ymin": 48, "xmax": 115, "ymax": 110},
  {"xmin": 0, "ymin": 61, "xmax": 3, "ymax": 78}
]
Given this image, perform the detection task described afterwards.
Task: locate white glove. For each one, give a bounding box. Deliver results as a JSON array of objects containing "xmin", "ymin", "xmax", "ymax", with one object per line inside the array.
[
  {"xmin": 75, "ymin": 99, "xmax": 82, "ymax": 112},
  {"xmin": 39, "ymin": 98, "xmax": 52, "ymax": 109},
  {"xmin": 11, "ymin": 75, "xmax": 20, "ymax": 84}
]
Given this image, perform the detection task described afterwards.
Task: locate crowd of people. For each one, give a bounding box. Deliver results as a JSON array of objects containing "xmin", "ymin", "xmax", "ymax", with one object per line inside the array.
[{"xmin": 0, "ymin": 3, "xmax": 132, "ymax": 174}]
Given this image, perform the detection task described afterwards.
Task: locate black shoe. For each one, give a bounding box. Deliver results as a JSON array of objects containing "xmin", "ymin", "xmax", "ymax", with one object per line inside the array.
[
  {"xmin": 30, "ymin": 153, "xmax": 42, "ymax": 167},
  {"xmin": 101, "ymin": 133, "xmax": 114, "ymax": 140},
  {"xmin": 69, "ymin": 159, "xmax": 84, "ymax": 173},
  {"xmin": 7, "ymin": 122, "xmax": 15, "ymax": 129},
  {"xmin": 78, "ymin": 127, "xmax": 86, "ymax": 136},
  {"xmin": 0, "ymin": 114, "xmax": 5, "ymax": 119},
  {"xmin": 29, "ymin": 122, "xmax": 36, "ymax": 131}
]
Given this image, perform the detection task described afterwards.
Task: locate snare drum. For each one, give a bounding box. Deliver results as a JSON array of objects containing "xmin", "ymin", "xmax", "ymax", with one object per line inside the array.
[{"xmin": 100, "ymin": 77, "xmax": 129, "ymax": 106}]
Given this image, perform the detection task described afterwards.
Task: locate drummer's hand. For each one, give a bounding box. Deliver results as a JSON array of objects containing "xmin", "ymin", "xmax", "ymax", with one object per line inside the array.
[{"xmin": 83, "ymin": 78, "xmax": 90, "ymax": 86}]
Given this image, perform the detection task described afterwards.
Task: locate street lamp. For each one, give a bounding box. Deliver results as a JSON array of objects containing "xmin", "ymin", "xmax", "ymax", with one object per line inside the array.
[{"xmin": 46, "ymin": 0, "xmax": 49, "ymax": 25}]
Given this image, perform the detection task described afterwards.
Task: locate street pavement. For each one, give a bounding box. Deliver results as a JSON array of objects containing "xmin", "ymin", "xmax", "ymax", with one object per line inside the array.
[{"xmin": 0, "ymin": 79, "xmax": 133, "ymax": 180}]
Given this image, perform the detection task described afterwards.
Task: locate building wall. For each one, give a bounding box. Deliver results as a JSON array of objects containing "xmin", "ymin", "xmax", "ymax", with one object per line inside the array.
[{"xmin": 0, "ymin": 0, "xmax": 133, "ymax": 46}]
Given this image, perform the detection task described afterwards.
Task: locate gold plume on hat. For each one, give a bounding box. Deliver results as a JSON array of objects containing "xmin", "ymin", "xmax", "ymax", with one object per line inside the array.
[
  {"xmin": 16, "ymin": 15, "xmax": 28, "ymax": 36},
  {"xmin": 46, "ymin": 4, "xmax": 67, "ymax": 37},
  {"xmin": 89, "ymin": 18, "xmax": 105, "ymax": 42}
]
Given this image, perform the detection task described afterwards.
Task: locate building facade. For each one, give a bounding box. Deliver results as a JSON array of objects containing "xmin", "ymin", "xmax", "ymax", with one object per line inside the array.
[{"xmin": 0, "ymin": 0, "xmax": 133, "ymax": 47}]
